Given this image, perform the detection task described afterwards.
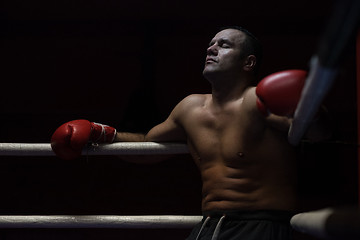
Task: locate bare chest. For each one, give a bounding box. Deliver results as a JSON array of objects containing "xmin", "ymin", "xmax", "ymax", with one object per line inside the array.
[
  {"xmin": 182, "ymin": 102, "xmax": 293, "ymax": 169},
  {"xmin": 183, "ymin": 106, "xmax": 251, "ymax": 165}
]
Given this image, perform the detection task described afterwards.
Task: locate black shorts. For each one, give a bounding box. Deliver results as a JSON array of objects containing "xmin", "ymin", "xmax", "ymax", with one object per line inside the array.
[{"xmin": 186, "ymin": 210, "xmax": 294, "ymax": 240}]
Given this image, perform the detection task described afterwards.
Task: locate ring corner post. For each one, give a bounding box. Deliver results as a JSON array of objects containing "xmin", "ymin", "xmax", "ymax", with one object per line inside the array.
[{"xmin": 356, "ymin": 28, "xmax": 360, "ymax": 205}]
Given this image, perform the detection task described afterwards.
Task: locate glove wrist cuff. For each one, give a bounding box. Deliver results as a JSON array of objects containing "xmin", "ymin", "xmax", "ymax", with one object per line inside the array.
[{"xmin": 90, "ymin": 122, "xmax": 117, "ymax": 143}]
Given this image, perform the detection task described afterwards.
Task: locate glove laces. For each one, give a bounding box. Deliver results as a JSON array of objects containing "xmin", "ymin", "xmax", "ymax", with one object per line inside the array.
[{"xmin": 92, "ymin": 122, "xmax": 117, "ymax": 143}]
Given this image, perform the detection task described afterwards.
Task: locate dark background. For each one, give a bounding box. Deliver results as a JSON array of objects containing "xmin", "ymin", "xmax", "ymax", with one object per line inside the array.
[{"xmin": 0, "ymin": 0, "xmax": 358, "ymax": 239}]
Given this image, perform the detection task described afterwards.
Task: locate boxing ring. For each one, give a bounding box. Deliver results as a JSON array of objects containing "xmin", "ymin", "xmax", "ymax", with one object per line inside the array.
[
  {"xmin": 0, "ymin": 215, "xmax": 202, "ymax": 229},
  {"xmin": 0, "ymin": 142, "xmax": 199, "ymax": 230},
  {"xmin": 0, "ymin": 142, "xmax": 189, "ymax": 157},
  {"xmin": 0, "ymin": 1, "xmax": 359, "ymax": 239},
  {"xmin": 0, "ymin": 142, "xmax": 359, "ymax": 239},
  {"xmin": 0, "ymin": 142, "xmax": 200, "ymax": 230}
]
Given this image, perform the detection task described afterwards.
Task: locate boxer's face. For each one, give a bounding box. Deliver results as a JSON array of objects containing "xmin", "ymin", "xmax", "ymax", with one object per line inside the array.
[{"xmin": 203, "ymin": 29, "xmax": 246, "ymax": 80}]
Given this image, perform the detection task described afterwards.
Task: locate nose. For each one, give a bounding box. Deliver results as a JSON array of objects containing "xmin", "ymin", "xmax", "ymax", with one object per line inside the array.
[{"xmin": 207, "ymin": 44, "xmax": 218, "ymax": 56}]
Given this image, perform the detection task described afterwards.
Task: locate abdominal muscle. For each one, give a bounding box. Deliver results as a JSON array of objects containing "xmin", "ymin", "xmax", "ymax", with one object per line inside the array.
[
  {"xmin": 183, "ymin": 93, "xmax": 298, "ymax": 213},
  {"xmin": 200, "ymin": 162, "xmax": 297, "ymax": 212},
  {"xmin": 190, "ymin": 138, "xmax": 298, "ymax": 213}
]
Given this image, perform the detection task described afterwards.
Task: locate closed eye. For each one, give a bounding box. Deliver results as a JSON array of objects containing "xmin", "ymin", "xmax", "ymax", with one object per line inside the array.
[{"xmin": 219, "ymin": 39, "xmax": 232, "ymax": 48}]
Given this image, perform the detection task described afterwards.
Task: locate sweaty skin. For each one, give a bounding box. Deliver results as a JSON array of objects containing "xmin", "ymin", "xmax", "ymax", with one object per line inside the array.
[
  {"xmin": 145, "ymin": 91, "xmax": 297, "ymax": 212},
  {"xmin": 115, "ymin": 29, "xmax": 298, "ymax": 212}
]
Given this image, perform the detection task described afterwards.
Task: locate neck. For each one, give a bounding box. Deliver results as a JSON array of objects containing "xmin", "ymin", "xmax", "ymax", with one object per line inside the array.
[{"xmin": 209, "ymin": 74, "xmax": 253, "ymax": 107}]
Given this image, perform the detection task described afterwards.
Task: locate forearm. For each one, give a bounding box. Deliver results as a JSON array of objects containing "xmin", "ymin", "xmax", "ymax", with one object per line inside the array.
[
  {"xmin": 114, "ymin": 132, "xmax": 146, "ymax": 142},
  {"xmin": 266, "ymin": 114, "xmax": 292, "ymax": 132},
  {"xmin": 114, "ymin": 131, "xmax": 171, "ymax": 164}
]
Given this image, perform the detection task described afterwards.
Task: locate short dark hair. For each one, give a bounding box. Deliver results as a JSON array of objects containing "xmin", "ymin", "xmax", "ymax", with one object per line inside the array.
[{"xmin": 220, "ymin": 26, "xmax": 263, "ymax": 74}]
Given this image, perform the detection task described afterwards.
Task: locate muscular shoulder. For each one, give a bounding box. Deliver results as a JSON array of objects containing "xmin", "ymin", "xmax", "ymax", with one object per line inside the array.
[
  {"xmin": 181, "ymin": 94, "xmax": 208, "ymax": 106},
  {"xmin": 242, "ymin": 86, "xmax": 291, "ymax": 133},
  {"xmin": 165, "ymin": 94, "xmax": 208, "ymax": 124},
  {"xmin": 145, "ymin": 94, "xmax": 207, "ymax": 142},
  {"xmin": 173, "ymin": 94, "xmax": 209, "ymax": 113},
  {"xmin": 240, "ymin": 87, "xmax": 258, "ymax": 115}
]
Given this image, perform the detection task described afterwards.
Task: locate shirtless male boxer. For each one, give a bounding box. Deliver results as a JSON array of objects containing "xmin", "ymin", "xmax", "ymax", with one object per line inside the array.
[{"xmin": 51, "ymin": 26, "xmax": 329, "ymax": 239}]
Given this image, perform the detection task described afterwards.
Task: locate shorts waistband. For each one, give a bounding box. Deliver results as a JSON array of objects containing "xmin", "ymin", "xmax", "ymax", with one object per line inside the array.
[{"xmin": 202, "ymin": 210, "xmax": 294, "ymax": 222}]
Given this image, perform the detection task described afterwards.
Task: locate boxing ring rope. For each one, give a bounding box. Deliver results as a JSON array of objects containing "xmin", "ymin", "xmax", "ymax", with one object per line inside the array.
[
  {"xmin": 291, "ymin": 208, "xmax": 360, "ymax": 239},
  {"xmin": 0, "ymin": 2, "xmax": 359, "ymax": 236},
  {"xmin": 288, "ymin": 0, "xmax": 360, "ymax": 235},
  {"xmin": 0, "ymin": 142, "xmax": 200, "ymax": 229},
  {"xmin": 0, "ymin": 141, "xmax": 355, "ymax": 237},
  {"xmin": 0, "ymin": 142, "xmax": 189, "ymax": 156},
  {"xmin": 0, "ymin": 215, "xmax": 202, "ymax": 229},
  {"xmin": 0, "ymin": 141, "xmax": 359, "ymax": 239}
]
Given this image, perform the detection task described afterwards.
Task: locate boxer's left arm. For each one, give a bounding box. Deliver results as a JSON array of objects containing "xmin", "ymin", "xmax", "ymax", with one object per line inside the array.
[
  {"xmin": 261, "ymin": 106, "xmax": 332, "ymax": 142},
  {"xmin": 240, "ymin": 70, "xmax": 306, "ymax": 135},
  {"xmin": 243, "ymin": 69, "xmax": 331, "ymax": 142},
  {"xmin": 240, "ymin": 87, "xmax": 292, "ymax": 136}
]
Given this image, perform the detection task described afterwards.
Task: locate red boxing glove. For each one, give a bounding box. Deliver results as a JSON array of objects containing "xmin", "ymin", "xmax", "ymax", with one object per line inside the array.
[
  {"xmin": 256, "ymin": 69, "xmax": 307, "ymax": 117},
  {"xmin": 51, "ymin": 119, "xmax": 117, "ymax": 160}
]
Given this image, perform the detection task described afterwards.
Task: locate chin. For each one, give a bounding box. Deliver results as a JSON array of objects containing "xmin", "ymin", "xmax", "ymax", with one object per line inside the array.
[
  {"xmin": 203, "ymin": 68, "xmax": 221, "ymax": 81},
  {"xmin": 202, "ymin": 70, "xmax": 212, "ymax": 80}
]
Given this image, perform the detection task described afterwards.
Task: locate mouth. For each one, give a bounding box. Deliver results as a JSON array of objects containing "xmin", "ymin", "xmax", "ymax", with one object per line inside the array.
[{"xmin": 205, "ymin": 58, "xmax": 217, "ymax": 64}]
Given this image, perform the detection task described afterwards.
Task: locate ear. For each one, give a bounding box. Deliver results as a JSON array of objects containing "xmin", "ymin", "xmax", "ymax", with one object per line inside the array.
[{"xmin": 243, "ymin": 55, "xmax": 257, "ymax": 72}]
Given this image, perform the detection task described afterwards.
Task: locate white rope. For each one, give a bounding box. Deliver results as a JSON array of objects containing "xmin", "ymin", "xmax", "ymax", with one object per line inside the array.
[
  {"xmin": 0, "ymin": 215, "xmax": 202, "ymax": 228},
  {"xmin": 0, "ymin": 142, "xmax": 189, "ymax": 156},
  {"xmin": 291, "ymin": 208, "xmax": 334, "ymax": 239},
  {"xmin": 291, "ymin": 207, "xmax": 360, "ymax": 239}
]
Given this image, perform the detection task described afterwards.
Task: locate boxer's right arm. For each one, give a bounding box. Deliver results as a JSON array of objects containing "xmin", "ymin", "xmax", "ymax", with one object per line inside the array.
[
  {"xmin": 144, "ymin": 99, "xmax": 188, "ymax": 143},
  {"xmin": 114, "ymin": 122, "xmax": 185, "ymax": 143},
  {"xmin": 51, "ymin": 119, "xmax": 116, "ymax": 160},
  {"xmin": 113, "ymin": 117, "xmax": 186, "ymax": 143},
  {"xmin": 114, "ymin": 132, "xmax": 146, "ymax": 142},
  {"xmin": 115, "ymin": 98, "xmax": 188, "ymax": 143},
  {"xmin": 114, "ymin": 100, "xmax": 187, "ymax": 164},
  {"xmin": 51, "ymin": 96, "xmax": 189, "ymax": 160}
]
